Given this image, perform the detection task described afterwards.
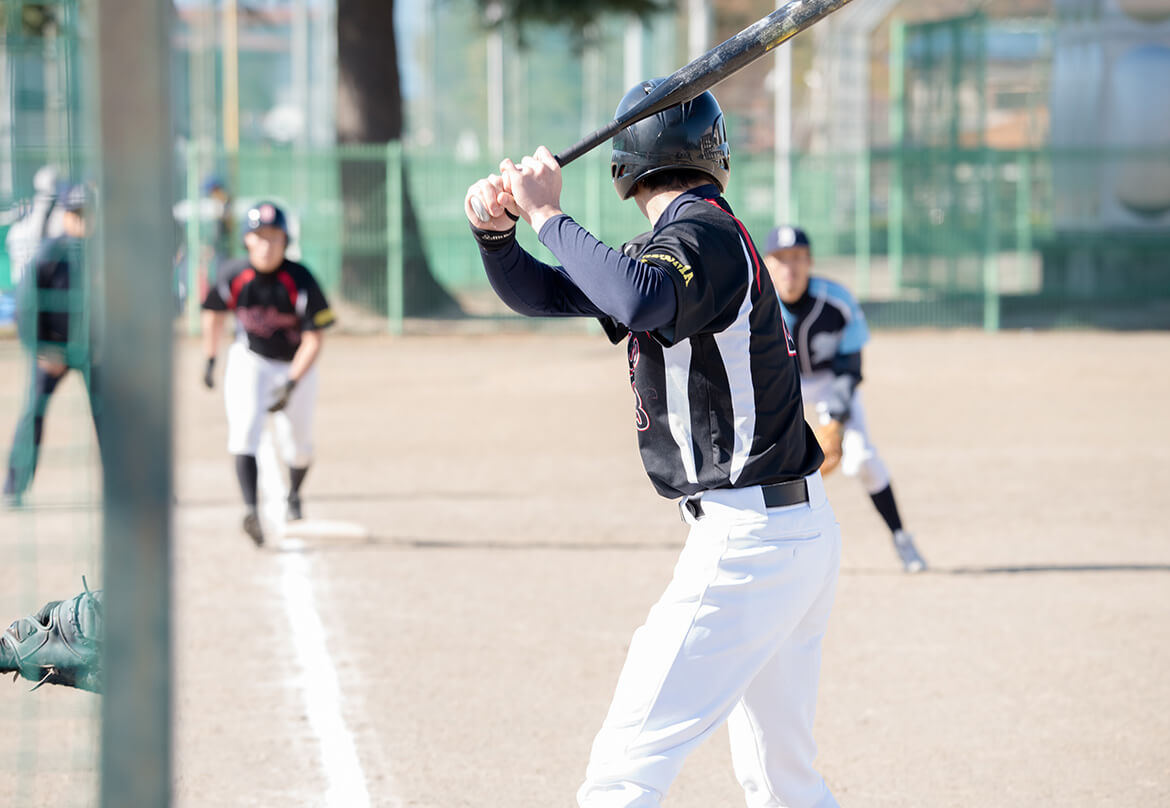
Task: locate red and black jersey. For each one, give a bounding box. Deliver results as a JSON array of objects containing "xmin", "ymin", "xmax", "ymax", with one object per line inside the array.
[{"xmin": 202, "ymin": 257, "xmax": 335, "ymax": 361}]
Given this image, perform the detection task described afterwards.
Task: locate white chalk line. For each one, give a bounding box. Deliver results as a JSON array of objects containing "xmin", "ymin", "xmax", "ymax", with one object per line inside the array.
[
  {"xmin": 279, "ymin": 553, "xmax": 374, "ymax": 808},
  {"xmin": 260, "ymin": 425, "xmax": 388, "ymax": 808}
]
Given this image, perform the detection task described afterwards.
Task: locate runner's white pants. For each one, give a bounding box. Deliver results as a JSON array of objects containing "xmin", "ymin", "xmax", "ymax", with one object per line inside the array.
[
  {"xmin": 802, "ymin": 372, "xmax": 890, "ymax": 494},
  {"xmin": 223, "ymin": 341, "xmax": 318, "ymax": 467},
  {"xmin": 577, "ymin": 472, "xmax": 841, "ymax": 808}
]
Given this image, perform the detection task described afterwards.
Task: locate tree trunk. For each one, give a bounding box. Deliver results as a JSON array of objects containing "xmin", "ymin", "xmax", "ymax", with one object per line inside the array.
[{"xmin": 336, "ymin": 0, "xmax": 461, "ymax": 317}]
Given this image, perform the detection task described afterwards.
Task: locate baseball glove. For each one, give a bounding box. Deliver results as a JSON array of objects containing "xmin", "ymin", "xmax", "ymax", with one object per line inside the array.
[
  {"xmin": 0, "ymin": 584, "xmax": 103, "ymax": 693},
  {"xmin": 814, "ymin": 420, "xmax": 844, "ymax": 476}
]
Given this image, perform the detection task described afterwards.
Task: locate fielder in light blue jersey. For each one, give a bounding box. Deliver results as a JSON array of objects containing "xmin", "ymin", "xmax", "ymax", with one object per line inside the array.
[{"xmin": 763, "ymin": 225, "xmax": 926, "ymax": 573}]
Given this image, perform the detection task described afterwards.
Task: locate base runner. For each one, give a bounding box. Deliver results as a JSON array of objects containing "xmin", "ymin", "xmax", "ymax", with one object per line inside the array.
[{"xmin": 201, "ymin": 201, "xmax": 335, "ymax": 546}]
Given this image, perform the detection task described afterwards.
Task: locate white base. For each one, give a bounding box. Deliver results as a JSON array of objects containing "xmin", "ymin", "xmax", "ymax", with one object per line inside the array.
[{"xmin": 257, "ymin": 425, "xmax": 369, "ymax": 552}]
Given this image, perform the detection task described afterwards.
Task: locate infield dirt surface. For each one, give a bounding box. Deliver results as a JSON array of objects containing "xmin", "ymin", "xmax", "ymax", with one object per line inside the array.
[{"xmin": 2, "ymin": 328, "xmax": 1168, "ymax": 807}]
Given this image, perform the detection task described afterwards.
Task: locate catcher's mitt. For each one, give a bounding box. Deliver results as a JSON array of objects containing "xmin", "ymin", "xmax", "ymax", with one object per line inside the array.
[
  {"xmin": 814, "ymin": 420, "xmax": 844, "ymax": 476},
  {"xmin": 0, "ymin": 584, "xmax": 103, "ymax": 693}
]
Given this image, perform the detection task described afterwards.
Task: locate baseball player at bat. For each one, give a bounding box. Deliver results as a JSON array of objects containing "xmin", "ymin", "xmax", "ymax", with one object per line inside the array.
[
  {"xmin": 466, "ymin": 81, "xmax": 841, "ymax": 808},
  {"xmin": 200, "ymin": 202, "xmax": 335, "ymax": 547},
  {"xmin": 763, "ymin": 225, "xmax": 926, "ymax": 573}
]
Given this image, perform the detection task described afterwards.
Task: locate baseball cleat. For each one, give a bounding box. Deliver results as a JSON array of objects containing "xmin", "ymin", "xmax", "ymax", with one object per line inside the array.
[
  {"xmin": 286, "ymin": 494, "xmax": 303, "ymax": 522},
  {"xmin": 893, "ymin": 529, "xmax": 926, "ymax": 573},
  {"xmin": 242, "ymin": 512, "xmax": 264, "ymax": 547}
]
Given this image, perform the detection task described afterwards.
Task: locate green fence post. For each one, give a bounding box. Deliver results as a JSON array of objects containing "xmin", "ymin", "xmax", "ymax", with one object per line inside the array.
[
  {"xmin": 184, "ymin": 142, "xmax": 202, "ymax": 336},
  {"xmin": 385, "ymin": 141, "xmax": 404, "ymax": 336},
  {"xmin": 1015, "ymin": 150, "xmax": 1031, "ymax": 289},
  {"xmin": 888, "ymin": 19, "xmax": 905, "ymax": 294},
  {"xmin": 96, "ymin": 0, "xmax": 174, "ymax": 805},
  {"xmin": 854, "ymin": 151, "xmax": 870, "ymax": 298},
  {"xmin": 982, "ymin": 150, "xmax": 1000, "ymax": 331}
]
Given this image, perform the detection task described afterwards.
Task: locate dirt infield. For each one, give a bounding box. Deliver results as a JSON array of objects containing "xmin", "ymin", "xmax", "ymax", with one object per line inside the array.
[{"xmin": 2, "ymin": 328, "xmax": 1169, "ymax": 807}]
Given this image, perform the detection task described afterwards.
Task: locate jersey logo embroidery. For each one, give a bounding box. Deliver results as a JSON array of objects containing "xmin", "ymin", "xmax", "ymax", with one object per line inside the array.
[
  {"xmin": 628, "ymin": 336, "xmax": 650, "ymax": 432},
  {"xmin": 236, "ymin": 306, "xmax": 302, "ymax": 340},
  {"xmin": 641, "ymin": 253, "xmax": 693, "ymax": 287}
]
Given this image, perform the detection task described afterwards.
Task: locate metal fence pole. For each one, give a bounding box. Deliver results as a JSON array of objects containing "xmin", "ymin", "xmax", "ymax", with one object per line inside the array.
[
  {"xmin": 385, "ymin": 141, "xmax": 404, "ymax": 335},
  {"xmin": 184, "ymin": 143, "xmax": 202, "ymax": 336},
  {"xmin": 1015, "ymin": 150, "xmax": 1032, "ymax": 289},
  {"xmin": 888, "ymin": 19, "xmax": 904, "ymax": 293},
  {"xmin": 982, "ymin": 150, "xmax": 1000, "ymax": 331},
  {"xmin": 95, "ymin": 0, "xmax": 174, "ymax": 805},
  {"xmin": 854, "ymin": 151, "xmax": 870, "ymax": 298}
]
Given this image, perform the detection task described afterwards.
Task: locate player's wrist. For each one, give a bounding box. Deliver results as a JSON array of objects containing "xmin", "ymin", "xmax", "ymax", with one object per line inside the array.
[
  {"xmin": 469, "ymin": 220, "xmax": 517, "ymax": 251},
  {"xmin": 530, "ymin": 206, "xmax": 564, "ymax": 235}
]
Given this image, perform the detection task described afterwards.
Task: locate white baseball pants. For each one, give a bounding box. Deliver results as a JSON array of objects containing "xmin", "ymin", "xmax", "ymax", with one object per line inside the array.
[
  {"xmin": 223, "ymin": 341, "xmax": 318, "ymax": 467},
  {"xmin": 577, "ymin": 473, "xmax": 841, "ymax": 808},
  {"xmin": 802, "ymin": 372, "xmax": 890, "ymax": 494}
]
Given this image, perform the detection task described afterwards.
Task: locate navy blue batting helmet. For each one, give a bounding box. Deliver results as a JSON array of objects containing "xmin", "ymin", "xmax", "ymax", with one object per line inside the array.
[
  {"xmin": 243, "ymin": 201, "xmax": 288, "ymax": 237},
  {"xmin": 610, "ymin": 79, "xmax": 731, "ymax": 200}
]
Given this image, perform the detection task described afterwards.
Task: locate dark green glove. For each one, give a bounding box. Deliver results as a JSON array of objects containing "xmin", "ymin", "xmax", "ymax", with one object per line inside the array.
[
  {"xmin": 203, "ymin": 356, "xmax": 216, "ymax": 389},
  {"xmin": 0, "ymin": 585, "xmax": 103, "ymax": 693},
  {"xmin": 267, "ymin": 378, "xmax": 297, "ymax": 413}
]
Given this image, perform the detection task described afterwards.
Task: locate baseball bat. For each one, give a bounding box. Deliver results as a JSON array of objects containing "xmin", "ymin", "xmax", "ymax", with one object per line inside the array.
[{"xmin": 471, "ymin": 0, "xmax": 855, "ymax": 223}]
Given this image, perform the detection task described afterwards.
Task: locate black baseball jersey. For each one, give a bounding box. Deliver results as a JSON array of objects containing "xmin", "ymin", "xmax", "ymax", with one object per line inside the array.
[
  {"xmin": 17, "ymin": 235, "xmax": 92, "ymax": 367},
  {"xmin": 778, "ymin": 277, "xmax": 869, "ymax": 422},
  {"xmin": 603, "ymin": 189, "xmax": 823, "ymax": 499},
  {"xmin": 202, "ymin": 257, "xmax": 335, "ymax": 361}
]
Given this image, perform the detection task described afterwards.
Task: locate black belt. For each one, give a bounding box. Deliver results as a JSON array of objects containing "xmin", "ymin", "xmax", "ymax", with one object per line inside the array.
[{"xmin": 684, "ymin": 479, "xmax": 809, "ymax": 520}]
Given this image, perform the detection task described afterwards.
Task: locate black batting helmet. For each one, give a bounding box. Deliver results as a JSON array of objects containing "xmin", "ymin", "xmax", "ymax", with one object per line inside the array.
[
  {"xmin": 610, "ymin": 79, "xmax": 731, "ymax": 200},
  {"xmin": 243, "ymin": 201, "xmax": 288, "ymax": 238}
]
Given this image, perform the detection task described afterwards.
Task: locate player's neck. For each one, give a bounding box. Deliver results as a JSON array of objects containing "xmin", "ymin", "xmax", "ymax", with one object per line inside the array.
[{"xmin": 634, "ymin": 186, "xmax": 702, "ymax": 227}]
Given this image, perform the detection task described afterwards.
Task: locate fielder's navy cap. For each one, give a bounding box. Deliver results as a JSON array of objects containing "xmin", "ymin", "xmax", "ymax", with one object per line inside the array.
[{"xmin": 765, "ymin": 225, "xmax": 811, "ymax": 253}]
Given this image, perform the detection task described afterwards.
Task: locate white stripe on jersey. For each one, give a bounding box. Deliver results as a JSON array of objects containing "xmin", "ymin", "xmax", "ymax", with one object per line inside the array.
[
  {"xmin": 663, "ymin": 339, "xmax": 698, "ymax": 485},
  {"xmin": 796, "ymin": 294, "xmax": 825, "ymax": 375},
  {"xmin": 712, "ymin": 236, "xmax": 759, "ymax": 484}
]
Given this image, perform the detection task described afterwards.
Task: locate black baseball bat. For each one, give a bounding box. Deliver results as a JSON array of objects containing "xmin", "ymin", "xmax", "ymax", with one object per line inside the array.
[{"xmin": 472, "ymin": 0, "xmax": 855, "ymax": 222}]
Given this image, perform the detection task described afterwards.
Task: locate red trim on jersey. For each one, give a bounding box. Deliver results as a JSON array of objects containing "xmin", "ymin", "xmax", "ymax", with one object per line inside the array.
[
  {"xmin": 229, "ymin": 268, "xmax": 256, "ymax": 309},
  {"xmin": 275, "ymin": 269, "xmax": 299, "ymax": 310},
  {"xmin": 705, "ymin": 199, "xmax": 762, "ymax": 293}
]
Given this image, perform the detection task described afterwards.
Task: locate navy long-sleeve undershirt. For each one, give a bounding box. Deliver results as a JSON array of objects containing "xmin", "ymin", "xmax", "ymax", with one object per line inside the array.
[{"xmin": 476, "ymin": 214, "xmax": 677, "ymax": 332}]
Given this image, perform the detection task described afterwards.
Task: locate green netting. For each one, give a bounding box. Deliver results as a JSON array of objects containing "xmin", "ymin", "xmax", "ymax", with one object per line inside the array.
[{"xmin": 1, "ymin": 2, "xmax": 101, "ymax": 804}]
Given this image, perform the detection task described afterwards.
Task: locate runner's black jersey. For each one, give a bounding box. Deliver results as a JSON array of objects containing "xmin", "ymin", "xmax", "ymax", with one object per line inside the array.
[
  {"xmin": 202, "ymin": 257, "xmax": 335, "ymax": 361},
  {"xmin": 602, "ymin": 190, "xmax": 824, "ymax": 498}
]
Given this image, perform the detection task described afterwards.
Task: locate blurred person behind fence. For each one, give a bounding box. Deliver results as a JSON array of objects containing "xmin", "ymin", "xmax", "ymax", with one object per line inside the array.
[{"xmin": 3, "ymin": 184, "xmax": 101, "ymax": 506}]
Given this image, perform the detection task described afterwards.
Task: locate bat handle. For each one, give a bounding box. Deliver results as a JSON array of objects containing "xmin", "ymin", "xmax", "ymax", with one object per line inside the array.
[
  {"xmin": 554, "ymin": 118, "xmax": 625, "ymax": 168},
  {"xmin": 470, "ymin": 196, "xmax": 520, "ymax": 225},
  {"xmin": 472, "ymin": 116, "xmax": 624, "ymax": 222},
  {"xmin": 470, "ymin": 196, "xmax": 491, "ymax": 223}
]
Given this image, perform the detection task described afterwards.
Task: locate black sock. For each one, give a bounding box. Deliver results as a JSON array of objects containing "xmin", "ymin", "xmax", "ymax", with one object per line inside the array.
[
  {"xmin": 870, "ymin": 484, "xmax": 903, "ymax": 533},
  {"xmin": 289, "ymin": 465, "xmax": 308, "ymax": 499},
  {"xmin": 234, "ymin": 455, "xmax": 258, "ymax": 509}
]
